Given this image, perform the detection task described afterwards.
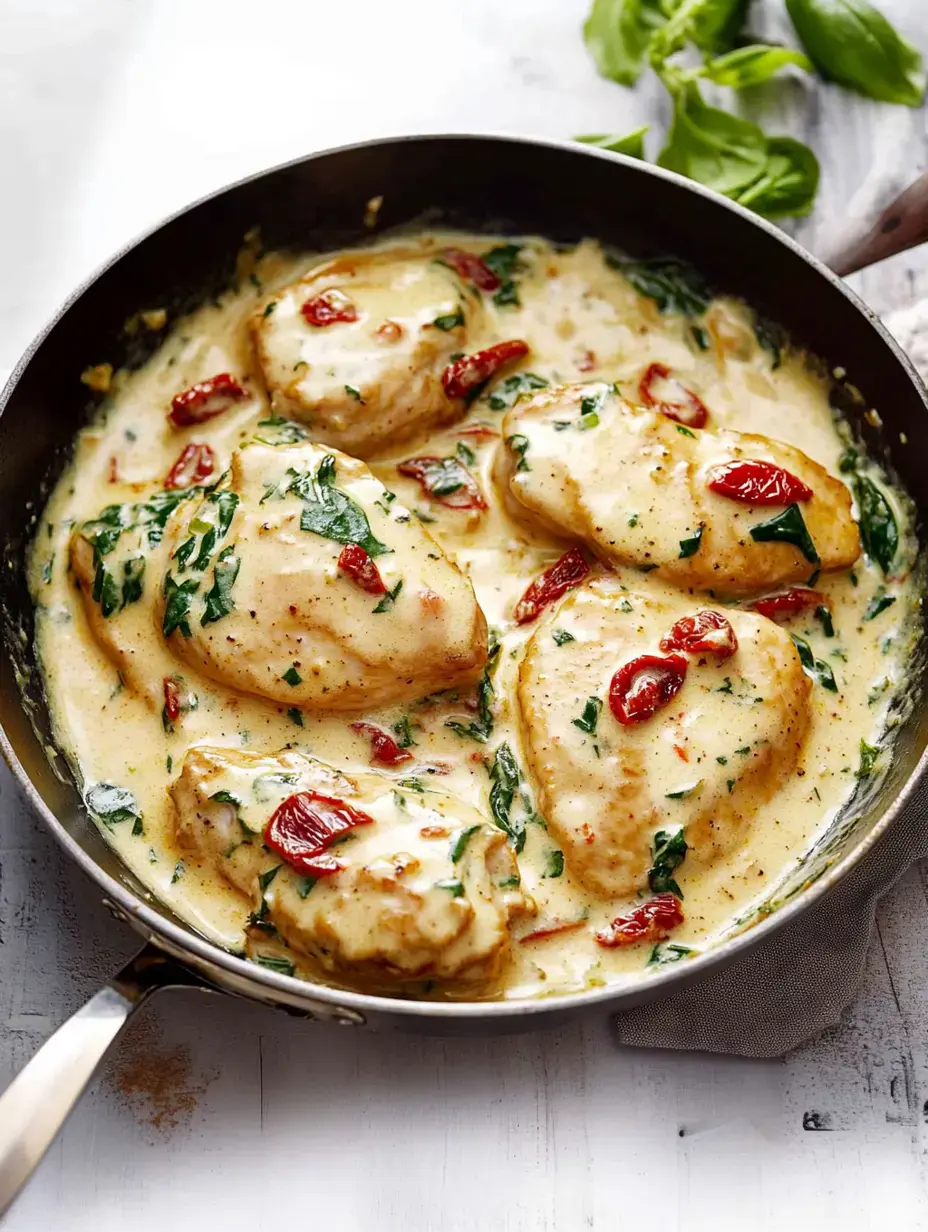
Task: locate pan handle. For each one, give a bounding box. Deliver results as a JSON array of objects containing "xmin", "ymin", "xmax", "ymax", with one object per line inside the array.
[
  {"xmin": 829, "ymin": 169, "xmax": 928, "ymax": 278},
  {"xmin": 0, "ymin": 944, "xmax": 208, "ymax": 1220}
]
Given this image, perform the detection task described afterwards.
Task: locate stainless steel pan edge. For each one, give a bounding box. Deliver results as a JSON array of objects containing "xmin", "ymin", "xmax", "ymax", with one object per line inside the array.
[{"xmin": 2, "ymin": 131, "xmax": 928, "ymax": 1215}]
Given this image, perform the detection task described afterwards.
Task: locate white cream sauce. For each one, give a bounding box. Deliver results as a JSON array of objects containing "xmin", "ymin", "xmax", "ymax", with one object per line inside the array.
[{"xmin": 29, "ymin": 233, "xmax": 920, "ymax": 1000}]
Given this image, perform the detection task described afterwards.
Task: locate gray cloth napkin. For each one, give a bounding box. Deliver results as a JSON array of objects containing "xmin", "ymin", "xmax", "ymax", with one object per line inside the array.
[{"xmin": 614, "ymin": 780, "xmax": 928, "ymax": 1057}]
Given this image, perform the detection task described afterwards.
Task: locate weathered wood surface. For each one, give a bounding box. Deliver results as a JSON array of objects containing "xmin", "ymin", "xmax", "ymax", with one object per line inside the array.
[{"xmin": 2, "ymin": 0, "xmax": 927, "ymax": 1226}]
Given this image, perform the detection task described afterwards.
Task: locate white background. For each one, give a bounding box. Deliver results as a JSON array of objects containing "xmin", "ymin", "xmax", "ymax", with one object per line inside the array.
[{"xmin": 2, "ymin": 1, "xmax": 928, "ymax": 1228}]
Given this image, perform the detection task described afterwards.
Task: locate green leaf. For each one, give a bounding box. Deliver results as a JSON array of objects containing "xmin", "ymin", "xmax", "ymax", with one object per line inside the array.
[
  {"xmin": 544, "ymin": 850, "xmax": 565, "ymax": 878},
  {"xmin": 749, "ymin": 503, "xmax": 820, "ymax": 566},
  {"xmin": 785, "ymin": 0, "xmax": 925, "ymax": 106},
  {"xmin": 297, "ymin": 455, "xmax": 391, "ymax": 557},
  {"xmin": 702, "ymin": 44, "xmax": 813, "ymax": 87},
  {"xmin": 282, "ymin": 665, "xmax": 302, "ymax": 686},
  {"xmin": 854, "ymin": 475, "xmax": 898, "ymax": 574},
  {"xmin": 446, "ymin": 658, "xmax": 496, "ymax": 743},
  {"xmin": 732, "ymin": 136, "xmax": 820, "ymax": 220},
  {"xmin": 507, "ymin": 434, "xmax": 531, "ymax": 472},
  {"xmin": 450, "ymin": 824, "xmax": 481, "ymax": 864},
  {"xmin": 657, "ymin": 82, "xmax": 768, "ymax": 197},
  {"xmin": 85, "ymin": 782, "xmax": 142, "ymax": 828},
  {"xmin": 456, "ymin": 441, "xmax": 477, "ymax": 465},
  {"xmin": 572, "ymin": 695, "xmax": 603, "ymax": 734},
  {"xmin": 92, "ymin": 561, "xmax": 120, "ymax": 618},
  {"xmin": 435, "ymin": 878, "xmax": 466, "ymax": 897},
  {"xmin": 816, "ymin": 605, "xmax": 835, "ymax": 637},
  {"xmin": 648, "ymin": 827, "xmax": 688, "ymax": 896},
  {"xmin": 856, "ymin": 738, "xmax": 880, "ymax": 777},
  {"xmin": 162, "ymin": 575, "xmax": 200, "ymax": 639},
  {"xmin": 488, "ymin": 742, "xmax": 526, "ymax": 853},
  {"xmin": 393, "ymin": 716, "xmax": 417, "ymax": 748},
  {"xmin": 121, "ymin": 556, "xmax": 146, "ymax": 608},
  {"xmin": 791, "ymin": 633, "xmax": 838, "ymax": 691},
  {"xmin": 863, "ymin": 588, "xmax": 896, "ymax": 622},
  {"xmin": 552, "ymin": 628, "xmax": 576, "ymax": 646},
  {"xmin": 486, "ymin": 372, "xmax": 548, "ymax": 411},
  {"xmin": 648, "ymin": 942, "xmax": 694, "ymax": 965},
  {"xmin": 608, "ymin": 253, "xmax": 710, "ymax": 316},
  {"xmin": 583, "ymin": 0, "xmax": 668, "ymax": 85},
  {"xmin": 255, "ymin": 415, "xmax": 310, "ymax": 445},
  {"xmin": 201, "ymin": 546, "xmax": 240, "ymax": 625},
  {"xmin": 575, "ymin": 125, "xmax": 648, "ymax": 159},
  {"xmin": 432, "ymin": 308, "xmax": 465, "ymax": 331},
  {"xmin": 372, "ymin": 579, "xmax": 403, "ymax": 614},
  {"xmin": 482, "ymin": 244, "xmax": 524, "ymax": 282},
  {"xmin": 679, "ymin": 525, "xmax": 703, "ymax": 558},
  {"xmin": 287, "ymin": 707, "xmax": 304, "ymax": 726},
  {"xmin": 254, "ymin": 954, "xmax": 295, "ymax": 976}
]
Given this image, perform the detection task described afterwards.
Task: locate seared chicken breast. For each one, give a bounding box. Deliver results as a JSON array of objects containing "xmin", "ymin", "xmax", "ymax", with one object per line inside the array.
[
  {"xmin": 501, "ymin": 382, "xmax": 860, "ymax": 596},
  {"xmin": 171, "ymin": 746, "xmax": 529, "ymax": 992},
  {"xmin": 251, "ymin": 245, "xmax": 484, "ymax": 457},
  {"xmin": 517, "ymin": 575, "xmax": 812, "ymax": 897}
]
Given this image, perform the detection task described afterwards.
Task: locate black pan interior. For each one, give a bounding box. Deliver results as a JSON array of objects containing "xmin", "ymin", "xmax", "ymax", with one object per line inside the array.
[{"xmin": 2, "ymin": 134, "xmax": 926, "ymax": 959}]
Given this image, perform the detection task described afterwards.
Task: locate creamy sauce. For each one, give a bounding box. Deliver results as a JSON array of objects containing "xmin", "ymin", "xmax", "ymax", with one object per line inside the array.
[{"xmin": 29, "ymin": 233, "xmax": 919, "ymax": 1000}]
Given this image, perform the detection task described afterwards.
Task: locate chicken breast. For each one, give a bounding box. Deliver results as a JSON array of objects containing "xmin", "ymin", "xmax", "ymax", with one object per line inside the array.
[
  {"xmin": 517, "ymin": 575, "xmax": 812, "ymax": 898},
  {"xmin": 154, "ymin": 441, "xmax": 487, "ymax": 709},
  {"xmin": 251, "ymin": 245, "xmax": 483, "ymax": 457},
  {"xmin": 171, "ymin": 746, "xmax": 529, "ymax": 993},
  {"xmin": 501, "ymin": 382, "xmax": 860, "ymax": 596}
]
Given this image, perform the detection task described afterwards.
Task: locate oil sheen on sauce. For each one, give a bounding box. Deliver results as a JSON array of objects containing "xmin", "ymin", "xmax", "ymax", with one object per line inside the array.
[{"xmin": 29, "ymin": 233, "xmax": 919, "ymax": 1001}]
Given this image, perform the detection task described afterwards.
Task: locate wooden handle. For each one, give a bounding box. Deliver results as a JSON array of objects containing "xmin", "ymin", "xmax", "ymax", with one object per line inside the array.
[{"xmin": 829, "ymin": 170, "xmax": 928, "ymax": 278}]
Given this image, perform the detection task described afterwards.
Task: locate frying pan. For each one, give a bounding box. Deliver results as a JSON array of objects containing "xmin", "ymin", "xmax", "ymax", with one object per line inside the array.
[{"xmin": 1, "ymin": 133, "xmax": 927, "ymax": 1216}]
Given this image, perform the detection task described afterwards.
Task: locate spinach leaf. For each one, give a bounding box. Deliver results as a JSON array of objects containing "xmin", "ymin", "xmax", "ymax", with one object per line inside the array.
[
  {"xmin": 297, "ymin": 455, "xmax": 391, "ymax": 557},
  {"xmin": 572, "ymin": 696, "xmax": 603, "ymax": 734},
  {"xmin": 85, "ymin": 782, "xmax": 142, "ymax": 829},
  {"xmin": 486, "ymin": 372, "xmax": 549, "ymax": 411},
  {"xmin": 488, "ymin": 742, "xmax": 526, "ymax": 853},
  {"xmin": 607, "ymin": 253, "xmax": 710, "ymax": 316},
  {"xmin": 552, "ymin": 628, "xmax": 576, "ymax": 645},
  {"xmin": 372, "ymin": 579, "xmax": 403, "ymax": 614},
  {"xmin": 732, "ymin": 137, "xmax": 819, "ymax": 220},
  {"xmin": 191, "ymin": 491, "xmax": 240, "ymax": 572},
  {"xmin": 576, "ymin": 126, "xmax": 648, "ymax": 159},
  {"xmin": 544, "ymin": 850, "xmax": 565, "ymax": 878},
  {"xmin": 648, "ymin": 826, "xmax": 688, "ymax": 896},
  {"xmin": 854, "ymin": 475, "xmax": 898, "ymax": 574},
  {"xmin": 679, "ymin": 525, "xmax": 703, "ymax": 559},
  {"xmin": 432, "ymin": 308, "xmax": 465, "ymax": 331},
  {"xmin": 702, "ymin": 44, "xmax": 812, "ymax": 87},
  {"xmin": 786, "ymin": 0, "xmax": 925, "ymax": 106},
  {"xmin": 254, "ymin": 954, "xmax": 295, "ymax": 977},
  {"xmin": 446, "ymin": 664, "xmax": 496, "ymax": 743},
  {"xmin": 201, "ymin": 546, "xmax": 241, "ymax": 625},
  {"xmin": 856, "ymin": 738, "xmax": 880, "ymax": 777},
  {"xmin": 255, "ymin": 415, "xmax": 310, "ymax": 445},
  {"xmin": 92, "ymin": 561, "xmax": 120, "ymax": 618},
  {"xmin": 450, "ymin": 824, "xmax": 481, "ymax": 864},
  {"xmin": 648, "ymin": 942, "xmax": 693, "ymax": 966},
  {"xmin": 657, "ymin": 82, "xmax": 768, "ymax": 197},
  {"xmin": 121, "ymin": 556, "xmax": 146, "ymax": 607},
  {"xmin": 482, "ymin": 244, "xmax": 526, "ymax": 308},
  {"xmin": 162, "ymin": 575, "xmax": 200, "ymax": 638},
  {"xmin": 583, "ymin": 0, "xmax": 668, "ymax": 85},
  {"xmin": 863, "ymin": 588, "xmax": 896, "ymax": 622},
  {"xmin": 508, "ymin": 434, "xmax": 531, "ymax": 470},
  {"xmin": 791, "ymin": 632, "xmax": 839, "ymax": 691},
  {"xmin": 749, "ymin": 504, "xmax": 820, "ymax": 566}
]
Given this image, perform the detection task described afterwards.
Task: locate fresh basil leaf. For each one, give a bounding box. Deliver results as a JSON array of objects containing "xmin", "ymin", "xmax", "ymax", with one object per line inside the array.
[
  {"xmin": 702, "ymin": 43, "xmax": 813, "ymax": 87},
  {"xmin": 732, "ymin": 136, "xmax": 820, "ymax": 219},
  {"xmin": 685, "ymin": 0, "xmax": 751, "ymax": 52},
  {"xmin": 85, "ymin": 782, "xmax": 142, "ymax": 828},
  {"xmin": 201, "ymin": 545, "xmax": 240, "ymax": 625},
  {"xmin": 648, "ymin": 826, "xmax": 688, "ymax": 896},
  {"xmin": 607, "ymin": 253, "xmax": 711, "ymax": 316},
  {"xmin": 572, "ymin": 695, "xmax": 603, "ymax": 734},
  {"xmin": 854, "ymin": 475, "xmax": 898, "ymax": 574},
  {"xmin": 785, "ymin": 0, "xmax": 925, "ymax": 106},
  {"xmin": 749, "ymin": 503, "xmax": 820, "ymax": 566},
  {"xmin": 657, "ymin": 82, "xmax": 768, "ymax": 197},
  {"xmin": 583, "ymin": 0, "xmax": 668, "ymax": 85},
  {"xmin": 162, "ymin": 575, "xmax": 200, "ymax": 638},
  {"xmin": 576, "ymin": 125, "xmax": 648, "ymax": 159},
  {"xmin": 791, "ymin": 632, "xmax": 838, "ymax": 691}
]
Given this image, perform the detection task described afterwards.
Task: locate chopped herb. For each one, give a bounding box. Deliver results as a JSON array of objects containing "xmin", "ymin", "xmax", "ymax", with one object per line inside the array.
[
  {"xmin": 262, "ymin": 301, "xmax": 277, "ymax": 317},
  {"xmin": 507, "ymin": 433, "xmax": 531, "ymax": 472},
  {"xmin": 679, "ymin": 525, "xmax": 703, "ymax": 558},
  {"xmin": 486, "ymin": 372, "xmax": 548, "ymax": 411},
  {"xmin": 121, "ymin": 555, "xmax": 145, "ymax": 608},
  {"xmin": 255, "ymin": 955, "xmax": 295, "ymax": 976},
  {"xmin": 628, "ymin": 514, "xmax": 639, "ymax": 527},
  {"xmin": 791, "ymin": 633, "xmax": 838, "ymax": 692},
  {"xmin": 648, "ymin": 942, "xmax": 693, "ymax": 966},
  {"xmin": 396, "ymin": 776, "xmax": 425, "ymax": 792},
  {"xmin": 572, "ymin": 695, "xmax": 603, "ymax": 734},
  {"xmin": 41, "ymin": 555, "xmax": 54, "ymax": 584},
  {"xmin": 716, "ymin": 755, "xmax": 728, "ymax": 765},
  {"xmin": 435, "ymin": 878, "xmax": 465, "ymax": 896},
  {"xmin": 287, "ymin": 707, "xmax": 304, "ymax": 727},
  {"xmin": 618, "ymin": 598, "xmax": 633, "ymax": 613},
  {"xmin": 450, "ymin": 824, "xmax": 481, "ymax": 864},
  {"xmin": 648, "ymin": 827, "xmax": 687, "ymax": 897},
  {"xmin": 166, "ymin": 755, "xmax": 173, "ymax": 772},
  {"xmin": 736, "ymin": 745, "xmax": 751, "ymax": 755},
  {"xmin": 750, "ymin": 503, "xmax": 820, "ymax": 566},
  {"xmin": 210, "ymin": 789, "xmax": 242, "ymax": 808},
  {"xmin": 456, "ymin": 441, "xmax": 477, "ymax": 465},
  {"xmin": 373, "ymin": 579, "xmax": 403, "ymax": 614},
  {"xmin": 493, "ymin": 281, "xmax": 521, "ymax": 308},
  {"xmin": 665, "ymin": 781, "xmax": 702, "ymax": 800},
  {"xmin": 483, "ymin": 244, "xmax": 526, "ymax": 308},
  {"xmin": 253, "ymin": 772, "xmax": 299, "ymax": 804},
  {"xmin": 727, "ymin": 778, "xmax": 735, "ymax": 793},
  {"xmin": 201, "ymin": 546, "xmax": 240, "ymax": 625},
  {"xmin": 715, "ymin": 677, "xmax": 733, "ymax": 694},
  {"xmin": 552, "ymin": 628, "xmax": 576, "ymax": 646},
  {"xmin": 690, "ymin": 325, "xmax": 710, "ymax": 351},
  {"xmin": 162, "ymin": 575, "xmax": 200, "ymax": 638},
  {"xmin": 816, "ymin": 605, "xmax": 835, "ymax": 637},
  {"xmin": 255, "ymin": 416, "xmax": 309, "ymax": 445},
  {"xmin": 189, "ymin": 490, "xmax": 240, "ymax": 572},
  {"xmin": 297, "ymin": 876, "xmax": 316, "ymax": 899},
  {"xmin": 863, "ymin": 589, "xmax": 896, "ymax": 622},
  {"xmin": 498, "ymin": 875, "xmax": 521, "ymax": 889},
  {"xmin": 857, "ymin": 740, "xmax": 880, "ymax": 778},
  {"xmin": 131, "ymin": 815, "xmax": 144, "ymax": 837},
  {"xmin": 432, "ymin": 308, "xmax": 465, "ymax": 331},
  {"xmin": 282, "ymin": 665, "xmax": 302, "ymax": 687},
  {"xmin": 171, "ymin": 860, "xmax": 185, "ymax": 884},
  {"xmin": 393, "ymin": 716, "xmax": 417, "ymax": 748},
  {"xmin": 544, "ymin": 849, "xmax": 565, "ymax": 878},
  {"xmin": 345, "ymin": 384, "xmax": 363, "ymax": 401},
  {"xmin": 676, "ymin": 425, "xmax": 696, "ymax": 438}
]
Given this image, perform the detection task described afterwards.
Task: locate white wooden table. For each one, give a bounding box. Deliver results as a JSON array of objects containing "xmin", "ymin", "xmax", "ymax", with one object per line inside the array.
[{"xmin": 3, "ymin": 1, "xmax": 928, "ymax": 1227}]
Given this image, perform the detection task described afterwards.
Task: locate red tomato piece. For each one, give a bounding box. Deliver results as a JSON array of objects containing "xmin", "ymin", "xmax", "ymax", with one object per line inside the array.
[
  {"xmin": 519, "ymin": 917, "xmax": 589, "ymax": 944},
  {"xmin": 595, "ymin": 894, "xmax": 684, "ymax": 948},
  {"xmin": 749, "ymin": 588, "xmax": 827, "ymax": 622},
  {"xmin": 164, "ymin": 442, "xmax": 216, "ymax": 489},
  {"xmin": 608, "ymin": 654, "xmax": 688, "ymax": 726},
  {"xmin": 162, "ymin": 677, "xmax": 181, "ymax": 724},
  {"xmin": 350, "ymin": 722, "xmax": 413, "ymax": 766},
  {"xmin": 264, "ymin": 791, "xmax": 375, "ymax": 877},
  {"xmin": 639, "ymin": 362, "xmax": 709, "ymax": 429},
  {"xmin": 659, "ymin": 610, "xmax": 738, "ymax": 659},
  {"xmin": 441, "ymin": 340, "xmax": 530, "ymax": 400},
  {"xmin": 706, "ymin": 459, "xmax": 813, "ymax": 505},
  {"xmin": 169, "ymin": 373, "xmax": 248, "ymax": 428},
  {"xmin": 441, "ymin": 248, "xmax": 501, "ymax": 292},
  {"xmin": 301, "ymin": 288, "xmax": 359, "ymax": 327},
  {"xmin": 397, "ymin": 456, "xmax": 487, "ymax": 510},
  {"xmin": 514, "ymin": 547, "xmax": 590, "ymax": 624},
  {"xmin": 107, "ymin": 455, "xmax": 120, "ymax": 483},
  {"xmin": 337, "ymin": 544, "xmax": 387, "ymax": 595}
]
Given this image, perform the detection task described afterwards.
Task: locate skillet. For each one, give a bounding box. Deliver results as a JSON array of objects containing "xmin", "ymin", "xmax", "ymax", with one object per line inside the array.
[{"xmin": 1, "ymin": 132, "xmax": 927, "ymax": 1216}]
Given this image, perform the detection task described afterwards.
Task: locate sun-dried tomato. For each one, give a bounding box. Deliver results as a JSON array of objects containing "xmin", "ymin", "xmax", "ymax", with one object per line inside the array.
[
  {"xmin": 162, "ymin": 677, "xmax": 181, "ymax": 724},
  {"xmin": 164, "ymin": 442, "xmax": 216, "ymax": 489},
  {"xmin": 519, "ymin": 917, "xmax": 589, "ymax": 944},
  {"xmin": 264, "ymin": 791, "xmax": 375, "ymax": 877},
  {"xmin": 660, "ymin": 610, "xmax": 738, "ymax": 659},
  {"xmin": 350, "ymin": 722, "xmax": 413, "ymax": 766},
  {"xmin": 441, "ymin": 248, "xmax": 501, "ymax": 292},
  {"xmin": 107, "ymin": 456, "xmax": 120, "ymax": 483},
  {"xmin": 301, "ymin": 288, "xmax": 359, "ymax": 327},
  {"xmin": 514, "ymin": 547, "xmax": 589, "ymax": 624},
  {"xmin": 706, "ymin": 459, "xmax": 813, "ymax": 505},
  {"xmin": 169, "ymin": 374, "xmax": 248, "ymax": 428},
  {"xmin": 608, "ymin": 654, "xmax": 687, "ymax": 726},
  {"xmin": 397, "ymin": 456, "xmax": 487, "ymax": 509},
  {"xmin": 441, "ymin": 340, "xmax": 529, "ymax": 400},
  {"xmin": 639, "ymin": 362, "xmax": 709, "ymax": 429},
  {"xmin": 337, "ymin": 544, "xmax": 387, "ymax": 595},
  {"xmin": 749, "ymin": 588, "xmax": 827, "ymax": 622},
  {"xmin": 595, "ymin": 894, "xmax": 684, "ymax": 948}
]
